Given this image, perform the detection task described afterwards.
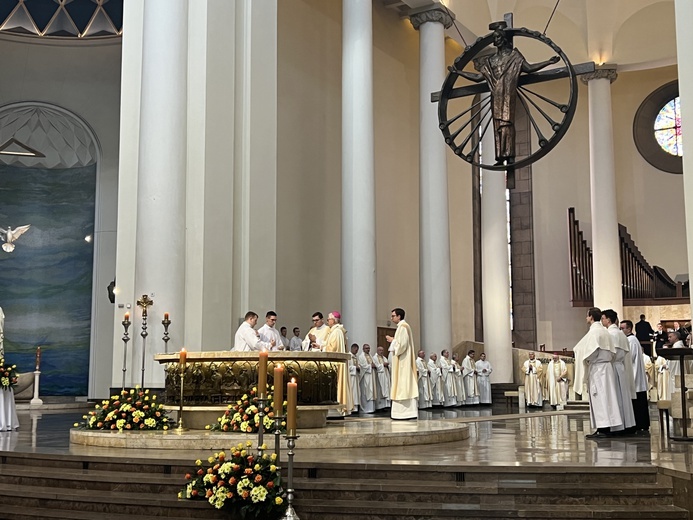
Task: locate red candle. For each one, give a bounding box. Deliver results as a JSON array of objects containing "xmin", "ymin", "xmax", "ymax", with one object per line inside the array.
[
  {"xmin": 35, "ymin": 346, "xmax": 41, "ymax": 371},
  {"xmin": 124, "ymin": 312, "xmax": 130, "ymax": 322},
  {"xmin": 258, "ymin": 352, "xmax": 268, "ymax": 397},
  {"xmin": 287, "ymin": 378, "xmax": 297, "ymax": 435},
  {"xmin": 273, "ymin": 364, "xmax": 284, "ymax": 416},
  {"xmin": 179, "ymin": 348, "xmax": 187, "ymax": 371},
  {"xmin": 164, "ymin": 312, "xmax": 169, "ymax": 320}
]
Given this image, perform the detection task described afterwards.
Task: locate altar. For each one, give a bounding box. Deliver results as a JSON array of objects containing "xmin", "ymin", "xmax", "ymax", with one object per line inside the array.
[{"xmin": 154, "ymin": 351, "xmax": 350, "ymax": 429}]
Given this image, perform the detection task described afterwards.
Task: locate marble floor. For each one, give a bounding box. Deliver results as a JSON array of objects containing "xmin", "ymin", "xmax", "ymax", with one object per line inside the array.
[{"xmin": 2, "ymin": 403, "xmax": 693, "ymax": 478}]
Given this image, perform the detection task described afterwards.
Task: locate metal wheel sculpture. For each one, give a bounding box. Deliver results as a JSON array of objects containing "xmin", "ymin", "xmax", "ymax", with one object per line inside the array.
[{"xmin": 438, "ymin": 26, "xmax": 578, "ymax": 171}]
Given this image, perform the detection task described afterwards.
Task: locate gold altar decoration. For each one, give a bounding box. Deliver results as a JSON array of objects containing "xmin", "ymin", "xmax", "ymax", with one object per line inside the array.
[{"xmin": 154, "ymin": 351, "xmax": 350, "ymax": 407}]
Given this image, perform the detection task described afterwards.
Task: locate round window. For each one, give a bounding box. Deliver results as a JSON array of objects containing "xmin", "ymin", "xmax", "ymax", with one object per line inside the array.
[{"xmin": 633, "ymin": 81, "xmax": 682, "ymax": 174}]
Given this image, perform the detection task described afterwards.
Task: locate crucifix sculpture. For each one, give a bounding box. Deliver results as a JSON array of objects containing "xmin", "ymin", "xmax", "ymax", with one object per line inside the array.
[{"xmin": 434, "ymin": 15, "xmax": 595, "ymax": 185}]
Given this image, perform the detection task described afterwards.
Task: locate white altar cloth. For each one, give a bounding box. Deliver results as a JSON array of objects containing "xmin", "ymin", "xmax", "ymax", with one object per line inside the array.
[{"xmin": 0, "ymin": 388, "xmax": 19, "ymax": 430}]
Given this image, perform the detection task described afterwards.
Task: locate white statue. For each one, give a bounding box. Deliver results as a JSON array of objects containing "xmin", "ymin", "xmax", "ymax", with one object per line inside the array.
[{"xmin": 0, "ymin": 225, "xmax": 31, "ymax": 253}]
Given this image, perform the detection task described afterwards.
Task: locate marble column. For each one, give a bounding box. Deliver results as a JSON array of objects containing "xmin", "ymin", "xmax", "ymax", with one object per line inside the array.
[
  {"xmin": 342, "ymin": 0, "xmax": 376, "ymax": 348},
  {"xmin": 480, "ymin": 98, "xmax": 513, "ymax": 384},
  {"xmin": 410, "ymin": 7, "xmax": 454, "ymax": 356},
  {"xmin": 134, "ymin": 0, "xmax": 188, "ymax": 387},
  {"xmin": 581, "ymin": 67, "xmax": 622, "ymax": 318},
  {"xmin": 674, "ymin": 0, "xmax": 693, "ymax": 313}
]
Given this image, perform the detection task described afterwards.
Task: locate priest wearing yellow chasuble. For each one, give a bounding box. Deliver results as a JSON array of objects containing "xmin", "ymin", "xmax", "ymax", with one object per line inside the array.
[
  {"xmin": 386, "ymin": 308, "xmax": 418, "ymax": 420},
  {"xmin": 324, "ymin": 311, "xmax": 353, "ymax": 414}
]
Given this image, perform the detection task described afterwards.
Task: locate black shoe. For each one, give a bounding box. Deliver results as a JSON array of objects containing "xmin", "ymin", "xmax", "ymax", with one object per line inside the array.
[{"xmin": 585, "ymin": 432, "xmax": 609, "ymax": 439}]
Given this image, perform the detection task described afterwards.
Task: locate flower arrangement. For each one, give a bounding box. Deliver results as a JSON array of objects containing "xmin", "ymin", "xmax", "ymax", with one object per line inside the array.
[
  {"xmin": 207, "ymin": 387, "xmax": 286, "ymax": 434},
  {"xmin": 0, "ymin": 358, "xmax": 18, "ymax": 390},
  {"xmin": 179, "ymin": 441, "xmax": 287, "ymax": 518},
  {"xmin": 73, "ymin": 387, "xmax": 171, "ymax": 432}
]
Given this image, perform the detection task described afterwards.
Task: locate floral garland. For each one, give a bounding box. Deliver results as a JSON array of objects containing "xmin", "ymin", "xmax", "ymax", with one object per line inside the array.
[
  {"xmin": 73, "ymin": 387, "xmax": 170, "ymax": 432},
  {"xmin": 207, "ymin": 387, "xmax": 286, "ymax": 434},
  {"xmin": 180, "ymin": 441, "xmax": 287, "ymax": 518},
  {"xmin": 0, "ymin": 358, "xmax": 18, "ymax": 390}
]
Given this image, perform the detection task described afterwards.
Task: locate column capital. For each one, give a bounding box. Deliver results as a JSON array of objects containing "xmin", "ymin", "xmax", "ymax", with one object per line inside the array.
[
  {"xmin": 580, "ymin": 65, "xmax": 618, "ymax": 85},
  {"xmin": 409, "ymin": 7, "xmax": 454, "ymax": 31}
]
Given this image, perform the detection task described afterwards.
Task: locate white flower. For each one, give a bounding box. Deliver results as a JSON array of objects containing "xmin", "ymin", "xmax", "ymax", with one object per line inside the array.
[{"xmin": 250, "ymin": 485, "xmax": 267, "ymax": 503}]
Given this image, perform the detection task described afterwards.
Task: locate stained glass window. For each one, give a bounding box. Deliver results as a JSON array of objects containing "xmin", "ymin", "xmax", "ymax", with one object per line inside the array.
[{"xmin": 654, "ymin": 97, "xmax": 683, "ymax": 157}]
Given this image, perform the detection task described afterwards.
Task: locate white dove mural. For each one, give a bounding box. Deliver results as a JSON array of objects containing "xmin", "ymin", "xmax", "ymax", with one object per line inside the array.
[{"xmin": 0, "ymin": 225, "xmax": 31, "ymax": 252}]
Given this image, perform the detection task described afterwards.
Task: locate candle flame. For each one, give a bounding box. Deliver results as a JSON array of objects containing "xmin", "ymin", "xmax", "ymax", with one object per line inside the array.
[{"xmin": 291, "ymin": 378, "xmax": 296, "ymax": 383}]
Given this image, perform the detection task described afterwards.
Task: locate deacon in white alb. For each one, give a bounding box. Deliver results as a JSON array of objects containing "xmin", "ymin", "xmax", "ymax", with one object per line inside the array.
[
  {"xmin": 385, "ymin": 307, "xmax": 419, "ymax": 420},
  {"xmin": 258, "ymin": 311, "xmax": 284, "ymax": 351},
  {"xmin": 302, "ymin": 312, "xmax": 330, "ymax": 351},
  {"xmin": 232, "ymin": 311, "xmax": 275, "ymax": 352},
  {"xmin": 475, "ymin": 352, "xmax": 493, "ymax": 405}
]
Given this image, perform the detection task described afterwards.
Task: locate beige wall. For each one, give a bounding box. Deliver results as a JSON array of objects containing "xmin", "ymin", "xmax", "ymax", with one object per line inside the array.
[{"xmin": 276, "ymin": 0, "xmax": 475, "ymax": 348}]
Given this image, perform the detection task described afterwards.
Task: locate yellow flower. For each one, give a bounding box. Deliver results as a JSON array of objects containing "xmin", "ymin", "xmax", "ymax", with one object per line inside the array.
[
  {"xmin": 73, "ymin": 422, "xmax": 79, "ymax": 427},
  {"xmin": 246, "ymin": 440, "xmax": 253, "ymax": 447},
  {"xmin": 130, "ymin": 389, "xmax": 134, "ymax": 395},
  {"xmin": 275, "ymin": 496, "xmax": 283, "ymax": 505},
  {"xmin": 195, "ymin": 459, "xmax": 202, "ymax": 466},
  {"xmin": 270, "ymin": 453, "xmax": 277, "ymax": 461},
  {"xmin": 254, "ymin": 464, "xmax": 260, "ymax": 471},
  {"xmin": 163, "ymin": 425, "xmax": 169, "ymax": 430},
  {"xmin": 270, "ymin": 465, "xmax": 277, "ymax": 472},
  {"xmin": 208, "ymin": 456, "xmax": 215, "ymax": 464},
  {"xmin": 205, "ymin": 425, "xmax": 211, "ymax": 430},
  {"xmin": 152, "ymin": 395, "xmax": 157, "ymax": 400}
]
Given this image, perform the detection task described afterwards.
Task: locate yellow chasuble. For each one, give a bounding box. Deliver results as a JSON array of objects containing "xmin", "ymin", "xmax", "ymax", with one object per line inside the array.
[{"xmin": 324, "ymin": 324, "xmax": 353, "ymax": 413}]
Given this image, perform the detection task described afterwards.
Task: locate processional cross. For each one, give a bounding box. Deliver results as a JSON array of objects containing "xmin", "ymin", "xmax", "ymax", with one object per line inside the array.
[{"xmin": 433, "ymin": 14, "xmax": 595, "ymax": 186}]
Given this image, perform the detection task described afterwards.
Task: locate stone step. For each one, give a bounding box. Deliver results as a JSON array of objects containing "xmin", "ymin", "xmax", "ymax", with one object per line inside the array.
[
  {"xmin": 294, "ymin": 478, "xmax": 673, "ymax": 505},
  {"xmin": 0, "ymin": 482, "xmax": 227, "ymax": 518},
  {"xmin": 0, "ymin": 504, "xmax": 202, "ymax": 520},
  {"xmin": 293, "ymin": 499, "xmax": 689, "ymax": 519}
]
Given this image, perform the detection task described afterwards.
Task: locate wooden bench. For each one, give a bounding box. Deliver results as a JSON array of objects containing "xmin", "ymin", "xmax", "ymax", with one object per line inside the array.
[{"xmin": 504, "ymin": 390, "xmax": 520, "ymax": 409}]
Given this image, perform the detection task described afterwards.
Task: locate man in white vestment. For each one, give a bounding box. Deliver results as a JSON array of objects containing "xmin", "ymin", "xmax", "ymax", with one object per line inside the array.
[
  {"xmin": 289, "ymin": 327, "xmax": 302, "ymax": 351},
  {"xmin": 373, "ymin": 346, "xmax": 391, "ymax": 410},
  {"xmin": 547, "ymin": 354, "xmax": 568, "ymax": 408},
  {"xmin": 232, "ymin": 311, "xmax": 275, "ymax": 352},
  {"xmin": 452, "ymin": 353, "xmax": 466, "ymax": 405},
  {"xmin": 439, "ymin": 350, "xmax": 457, "ymax": 407},
  {"xmin": 349, "ymin": 343, "xmax": 361, "ymax": 413},
  {"xmin": 415, "ymin": 350, "xmax": 433, "ymax": 409},
  {"xmin": 428, "ymin": 353, "xmax": 444, "ymax": 406},
  {"xmin": 656, "ymin": 354, "xmax": 671, "ymax": 401},
  {"xmin": 522, "ymin": 352, "xmax": 543, "ymax": 407},
  {"xmin": 574, "ymin": 307, "xmax": 623, "ymax": 439},
  {"xmin": 621, "ymin": 319, "xmax": 650, "ymax": 433},
  {"xmin": 475, "ymin": 353, "xmax": 493, "ymax": 405},
  {"xmin": 358, "ymin": 344, "xmax": 377, "ymax": 413},
  {"xmin": 642, "ymin": 353, "xmax": 657, "ymax": 402},
  {"xmin": 279, "ymin": 327, "xmax": 290, "ymax": 349},
  {"xmin": 302, "ymin": 312, "xmax": 330, "ymax": 351},
  {"xmin": 602, "ymin": 309, "xmax": 636, "ymax": 434},
  {"xmin": 385, "ymin": 307, "xmax": 419, "ymax": 420},
  {"xmin": 258, "ymin": 311, "xmax": 284, "ymax": 351},
  {"xmin": 462, "ymin": 350, "xmax": 479, "ymax": 405}
]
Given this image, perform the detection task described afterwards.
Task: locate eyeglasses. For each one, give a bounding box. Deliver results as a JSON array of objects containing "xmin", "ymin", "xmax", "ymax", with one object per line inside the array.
[{"xmin": 312, "ymin": 318, "xmax": 320, "ymax": 322}]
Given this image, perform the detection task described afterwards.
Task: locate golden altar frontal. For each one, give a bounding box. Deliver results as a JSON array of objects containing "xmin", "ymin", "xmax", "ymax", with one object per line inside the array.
[{"xmin": 154, "ymin": 351, "xmax": 350, "ymax": 429}]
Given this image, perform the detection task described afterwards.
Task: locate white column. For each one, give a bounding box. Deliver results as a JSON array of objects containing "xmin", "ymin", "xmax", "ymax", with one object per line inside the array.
[
  {"xmin": 582, "ymin": 67, "xmax": 622, "ymax": 318},
  {"xmin": 410, "ymin": 7, "xmax": 454, "ymax": 356},
  {"xmin": 134, "ymin": 0, "xmax": 188, "ymax": 387},
  {"xmin": 480, "ymin": 100, "xmax": 513, "ymax": 383},
  {"xmin": 675, "ymin": 0, "xmax": 693, "ymax": 314},
  {"xmin": 342, "ymin": 0, "xmax": 376, "ymax": 348}
]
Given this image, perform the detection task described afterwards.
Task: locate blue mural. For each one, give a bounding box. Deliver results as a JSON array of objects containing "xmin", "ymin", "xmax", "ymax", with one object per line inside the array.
[{"xmin": 0, "ymin": 163, "xmax": 95, "ymax": 395}]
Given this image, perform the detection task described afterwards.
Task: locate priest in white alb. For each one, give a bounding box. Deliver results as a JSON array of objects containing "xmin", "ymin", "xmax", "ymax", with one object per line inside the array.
[
  {"xmin": 428, "ymin": 353, "xmax": 444, "ymax": 406},
  {"xmin": 461, "ymin": 350, "xmax": 479, "ymax": 405},
  {"xmin": 358, "ymin": 344, "xmax": 377, "ymax": 413},
  {"xmin": 452, "ymin": 353, "xmax": 466, "ymax": 405},
  {"xmin": 415, "ymin": 350, "xmax": 432, "ymax": 409},
  {"xmin": 547, "ymin": 354, "xmax": 568, "ymax": 408},
  {"xmin": 349, "ymin": 343, "xmax": 361, "ymax": 413},
  {"xmin": 438, "ymin": 350, "xmax": 457, "ymax": 407},
  {"xmin": 385, "ymin": 307, "xmax": 418, "ymax": 420},
  {"xmin": 656, "ymin": 354, "xmax": 671, "ymax": 401},
  {"xmin": 258, "ymin": 311, "xmax": 284, "ymax": 351},
  {"xmin": 302, "ymin": 312, "xmax": 330, "ymax": 351},
  {"xmin": 373, "ymin": 346, "xmax": 391, "ymax": 410},
  {"xmin": 475, "ymin": 352, "xmax": 492, "ymax": 405},
  {"xmin": 574, "ymin": 307, "xmax": 622, "ymax": 439},
  {"xmin": 602, "ymin": 309, "xmax": 636, "ymax": 433}
]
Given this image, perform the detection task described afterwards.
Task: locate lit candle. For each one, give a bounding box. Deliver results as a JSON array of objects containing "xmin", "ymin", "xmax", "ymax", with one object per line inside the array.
[
  {"xmin": 258, "ymin": 351, "xmax": 268, "ymax": 398},
  {"xmin": 273, "ymin": 364, "xmax": 284, "ymax": 416},
  {"xmin": 35, "ymin": 346, "xmax": 41, "ymax": 371},
  {"xmin": 179, "ymin": 348, "xmax": 187, "ymax": 372},
  {"xmin": 287, "ymin": 378, "xmax": 297, "ymax": 435},
  {"xmin": 124, "ymin": 312, "xmax": 130, "ymax": 322},
  {"xmin": 164, "ymin": 312, "xmax": 169, "ymax": 321}
]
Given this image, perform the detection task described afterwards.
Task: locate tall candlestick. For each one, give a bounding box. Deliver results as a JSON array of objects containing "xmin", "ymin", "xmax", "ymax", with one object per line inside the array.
[
  {"xmin": 179, "ymin": 348, "xmax": 187, "ymax": 372},
  {"xmin": 287, "ymin": 378, "xmax": 297, "ymax": 435},
  {"xmin": 273, "ymin": 364, "xmax": 284, "ymax": 416},
  {"xmin": 258, "ymin": 351, "xmax": 268, "ymax": 397},
  {"xmin": 35, "ymin": 346, "xmax": 41, "ymax": 371}
]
